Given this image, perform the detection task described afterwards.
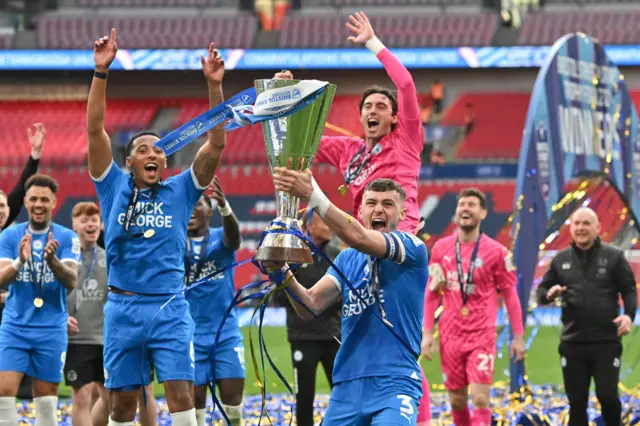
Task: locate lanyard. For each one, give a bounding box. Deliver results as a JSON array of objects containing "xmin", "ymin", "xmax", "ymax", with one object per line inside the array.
[
  {"xmin": 81, "ymin": 247, "xmax": 98, "ymax": 293},
  {"xmin": 123, "ymin": 182, "xmax": 157, "ymax": 238},
  {"xmin": 343, "ymin": 143, "xmax": 382, "ymax": 187},
  {"xmin": 368, "ymin": 256, "xmax": 392, "ymax": 327},
  {"xmin": 26, "ymin": 225, "xmax": 51, "ymax": 303},
  {"xmin": 185, "ymin": 231, "xmax": 210, "ymax": 285},
  {"xmin": 455, "ymin": 233, "xmax": 482, "ymax": 307}
]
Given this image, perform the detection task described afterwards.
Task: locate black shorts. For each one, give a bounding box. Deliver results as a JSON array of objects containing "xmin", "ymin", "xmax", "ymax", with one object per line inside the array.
[{"xmin": 64, "ymin": 344, "xmax": 104, "ymax": 389}]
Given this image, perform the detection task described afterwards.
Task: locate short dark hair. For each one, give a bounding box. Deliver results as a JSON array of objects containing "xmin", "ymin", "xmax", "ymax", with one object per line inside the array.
[
  {"xmin": 457, "ymin": 188, "xmax": 487, "ymax": 209},
  {"xmin": 359, "ymin": 86, "xmax": 399, "ymax": 120},
  {"xmin": 200, "ymin": 194, "xmax": 213, "ymax": 209},
  {"xmin": 25, "ymin": 174, "xmax": 59, "ymax": 194},
  {"xmin": 364, "ymin": 178, "xmax": 406, "ymax": 202},
  {"xmin": 126, "ymin": 131, "xmax": 162, "ymax": 157}
]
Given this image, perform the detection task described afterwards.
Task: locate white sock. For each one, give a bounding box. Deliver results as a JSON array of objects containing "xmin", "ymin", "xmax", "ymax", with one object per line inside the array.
[
  {"xmin": 108, "ymin": 418, "xmax": 134, "ymax": 426},
  {"xmin": 34, "ymin": 396, "xmax": 58, "ymax": 426},
  {"xmin": 195, "ymin": 408, "xmax": 206, "ymax": 426},
  {"xmin": 171, "ymin": 408, "xmax": 197, "ymax": 426},
  {"xmin": 222, "ymin": 403, "xmax": 244, "ymax": 426},
  {"xmin": 0, "ymin": 396, "xmax": 18, "ymax": 426}
]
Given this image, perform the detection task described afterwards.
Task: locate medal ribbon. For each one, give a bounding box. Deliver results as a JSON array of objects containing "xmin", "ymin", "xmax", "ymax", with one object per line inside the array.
[
  {"xmin": 455, "ymin": 233, "xmax": 482, "ymax": 308},
  {"xmin": 369, "ymin": 256, "xmax": 392, "ymax": 327},
  {"xmin": 77, "ymin": 247, "xmax": 98, "ymax": 310},
  {"xmin": 342, "ymin": 143, "xmax": 382, "ymax": 190},
  {"xmin": 123, "ymin": 184, "xmax": 157, "ymax": 238},
  {"xmin": 26, "ymin": 225, "xmax": 51, "ymax": 307}
]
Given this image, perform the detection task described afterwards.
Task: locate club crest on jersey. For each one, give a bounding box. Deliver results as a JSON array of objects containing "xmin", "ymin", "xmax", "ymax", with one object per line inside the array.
[
  {"xmin": 33, "ymin": 240, "xmax": 43, "ymax": 250},
  {"xmin": 504, "ymin": 253, "xmax": 516, "ymax": 272}
]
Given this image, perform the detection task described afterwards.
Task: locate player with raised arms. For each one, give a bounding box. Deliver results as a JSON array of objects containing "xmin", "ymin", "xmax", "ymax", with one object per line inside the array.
[
  {"xmin": 275, "ymin": 11, "xmax": 423, "ymax": 234},
  {"xmin": 86, "ymin": 28, "xmax": 227, "ymax": 426},
  {"xmin": 422, "ymin": 188, "xmax": 526, "ymax": 426},
  {"xmin": 272, "ymin": 167, "xmax": 428, "ymax": 425},
  {"xmin": 184, "ymin": 178, "xmax": 244, "ymax": 426},
  {"xmin": 0, "ymin": 174, "xmax": 80, "ymax": 425}
]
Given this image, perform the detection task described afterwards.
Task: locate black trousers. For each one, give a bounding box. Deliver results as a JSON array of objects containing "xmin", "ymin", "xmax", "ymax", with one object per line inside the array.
[
  {"xmin": 290, "ymin": 340, "xmax": 340, "ymax": 426},
  {"xmin": 560, "ymin": 341, "xmax": 622, "ymax": 426}
]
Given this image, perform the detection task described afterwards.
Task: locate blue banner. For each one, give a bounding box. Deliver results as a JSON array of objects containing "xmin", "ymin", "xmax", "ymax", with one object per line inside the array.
[
  {"xmin": 3, "ymin": 43, "xmax": 640, "ymax": 70},
  {"xmin": 510, "ymin": 33, "xmax": 640, "ymax": 391},
  {"xmin": 419, "ymin": 163, "xmax": 517, "ymax": 180}
]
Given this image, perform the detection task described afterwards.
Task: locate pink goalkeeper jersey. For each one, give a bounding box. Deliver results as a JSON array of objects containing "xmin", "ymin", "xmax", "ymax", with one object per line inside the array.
[
  {"xmin": 315, "ymin": 48, "xmax": 423, "ymax": 234},
  {"xmin": 427, "ymin": 233, "xmax": 518, "ymax": 339}
]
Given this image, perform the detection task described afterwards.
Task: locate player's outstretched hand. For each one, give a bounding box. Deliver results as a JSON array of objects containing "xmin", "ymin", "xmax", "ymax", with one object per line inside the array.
[
  {"xmin": 274, "ymin": 70, "xmax": 293, "ymax": 80},
  {"xmin": 18, "ymin": 234, "xmax": 31, "ymax": 263},
  {"xmin": 510, "ymin": 335, "xmax": 526, "ymax": 362},
  {"xmin": 613, "ymin": 314, "xmax": 632, "ymax": 337},
  {"xmin": 346, "ymin": 11, "xmax": 375, "ymax": 45},
  {"xmin": 68, "ymin": 316, "xmax": 80, "ymax": 335},
  {"xmin": 27, "ymin": 123, "xmax": 46, "ymax": 158},
  {"xmin": 421, "ymin": 331, "xmax": 437, "ymax": 361},
  {"xmin": 210, "ymin": 176, "xmax": 227, "ymax": 208},
  {"xmin": 201, "ymin": 42, "xmax": 225, "ymax": 84},
  {"xmin": 546, "ymin": 284, "xmax": 566, "ymax": 301},
  {"xmin": 273, "ymin": 168, "xmax": 314, "ymax": 201},
  {"xmin": 44, "ymin": 232, "xmax": 60, "ymax": 265},
  {"xmin": 93, "ymin": 28, "xmax": 118, "ymax": 71}
]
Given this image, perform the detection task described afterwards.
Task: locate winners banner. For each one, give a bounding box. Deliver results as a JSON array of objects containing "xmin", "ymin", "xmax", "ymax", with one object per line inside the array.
[{"xmin": 510, "ymin": 33, "xmax": 640, "ymax": 390}]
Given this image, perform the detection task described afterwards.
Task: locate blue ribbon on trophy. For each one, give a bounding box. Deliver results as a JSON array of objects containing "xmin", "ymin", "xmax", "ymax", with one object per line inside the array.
[{"xmin": 154, "ymin": 80, "xmax": 331, "ymax": 156}]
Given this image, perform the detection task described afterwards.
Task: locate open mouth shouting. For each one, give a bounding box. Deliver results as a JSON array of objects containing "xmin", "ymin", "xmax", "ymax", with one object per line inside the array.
[
  {"xmin": 85, "ymin": 227, "xmax": 98, "ymax": 239},
  {"xmin": 144, "ymin": 162, "xmax": 158, "ymax": 179},
  {"xmin": 366, "ymin": 117, "xmax": 380, "ymax": 132},
  {"xmin": 371, "ymin": 217, "xmax": 387, "ymax": 232}
]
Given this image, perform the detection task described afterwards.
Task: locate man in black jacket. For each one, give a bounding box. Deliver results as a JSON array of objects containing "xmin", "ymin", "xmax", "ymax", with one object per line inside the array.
[
  {"xmin": 0, "ymin": 123, "xmax": 45, "ymax": 233},
  {"xmin": 537, "ymin": 207, "xmax": 636, "ymax": 426},
  {"xmin": 274, "ymin": 210, "xmax": 341, "ymax": 426}
]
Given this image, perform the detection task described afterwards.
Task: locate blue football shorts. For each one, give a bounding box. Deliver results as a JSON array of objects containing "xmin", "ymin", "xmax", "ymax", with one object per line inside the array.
[
  {"xmin": 0, "ymin": 325, "xmax": 67, "ymax": 384},
  {"xmin": 193, "ymin": 331, "xmax": 245, "ymax": 386},
  {"xmin": 103, "ymin": 292, "xmax": 195, "ymax": 390},
  {"xmin": 322, "ymin": 376, "xmax": 422, "ymax": 426}
]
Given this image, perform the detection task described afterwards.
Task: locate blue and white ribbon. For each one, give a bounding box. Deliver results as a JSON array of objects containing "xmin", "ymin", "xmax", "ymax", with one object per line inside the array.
[{"xmin": 154, "ymin": 80, "xmax": 330, "ymax": 156}]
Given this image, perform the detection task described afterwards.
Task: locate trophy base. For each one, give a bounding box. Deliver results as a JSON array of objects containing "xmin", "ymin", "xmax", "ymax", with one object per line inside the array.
[
  {"xmin": 254, "ymin": 217, "xmax": 314, "ymax": 265},
  {"xmin": 255, "ymin": 246, "xmax": 313, "ymax": 264}
]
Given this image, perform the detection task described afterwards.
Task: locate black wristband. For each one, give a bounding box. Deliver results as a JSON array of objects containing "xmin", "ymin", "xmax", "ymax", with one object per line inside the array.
[{"xmin": 94, "ymin": 71, "xmax": 108, "ymax": 80}]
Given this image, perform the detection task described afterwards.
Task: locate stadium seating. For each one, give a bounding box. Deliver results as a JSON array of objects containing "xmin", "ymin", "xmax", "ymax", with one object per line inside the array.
[
  {"xmin": 37, "ymin": 13, "xmax": 257, "ymax": 49},
  {"xmin": 279, "ymin": 12, "xmax": 498, "ymax": 48},
  {"xmin": 441, "ymin": 92, "xmax": 530, "ymax": 159},
  {"xmin": 174, "ymin": 95, "xmax": 365, "ymax": 164},
  {"xmin": 519, "ymin": 10, "xmax": 640, "ymax": 46},
  {"xmin": 0, "ymin": 100, "xmax": 157, "ymax": 166},
  {"xmin": 300, "ymin": 0, "xmax": 481, "ymax": 6},
  {"xmin": 77, "ymin": 0, "xmax": 222, "ymax": 6},
  {"xmin": 0, "ymin": 28, "xmax": 13, "ymax": 49}
]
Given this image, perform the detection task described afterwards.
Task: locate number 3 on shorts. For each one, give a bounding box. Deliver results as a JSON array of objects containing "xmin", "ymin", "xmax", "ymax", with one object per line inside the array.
[
  {"xmin": 477, "ymin": 353, "xmax": 495, "ymax": 372},
  {"xmin": 397, "ymin": 394, "xmax": 414, "ymax": 422}
]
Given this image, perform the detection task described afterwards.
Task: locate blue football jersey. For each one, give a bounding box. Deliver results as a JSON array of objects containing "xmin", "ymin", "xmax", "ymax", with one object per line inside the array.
[
  {"xmin": 185, "ymin": 227, "xmax": 238, "ymax": 335},
  {"xmin": 92, "ymin": 161, "xmax": 205, "ymax": 294},
  {"xmin": 326, "ymin": 231, "xmax": 428, "ymax": 384},
  {"xmin": 0, "ymin": 222, "xmax": 81, "ymax": 329}
]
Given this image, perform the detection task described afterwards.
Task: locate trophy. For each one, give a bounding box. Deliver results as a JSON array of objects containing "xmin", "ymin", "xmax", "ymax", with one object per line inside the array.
[{"xmin": 254, "ymin": 78, "xmax": 337, "ymax": 265}]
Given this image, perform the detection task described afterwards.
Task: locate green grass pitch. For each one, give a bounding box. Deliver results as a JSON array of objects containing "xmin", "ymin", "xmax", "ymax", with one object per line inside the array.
[{"xmin": 58, "ymin": 326, "xmax": 640, "ymax": 398}]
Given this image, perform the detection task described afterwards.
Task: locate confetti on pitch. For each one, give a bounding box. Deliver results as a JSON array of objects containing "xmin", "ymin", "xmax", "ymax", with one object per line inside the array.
[{"xmin": 16, "ymin": 386, "xmax": 640, "ymax": 425}]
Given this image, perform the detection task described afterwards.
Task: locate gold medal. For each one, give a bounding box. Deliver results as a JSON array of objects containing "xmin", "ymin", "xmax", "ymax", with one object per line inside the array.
[
  {"xmin": 338, "ymin": 185, "xmax": 348, "ymax": 196},
  {"xmin": 34, "ymin": 298, "xmax": 44, "ymax": 308},
  {"xmin": 143, "ymin": 229, "xmax": 155, "ymax": 239},
  {"xmin": 461, "ymin": 306, "xmax": 469, "ymax": 316}
]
